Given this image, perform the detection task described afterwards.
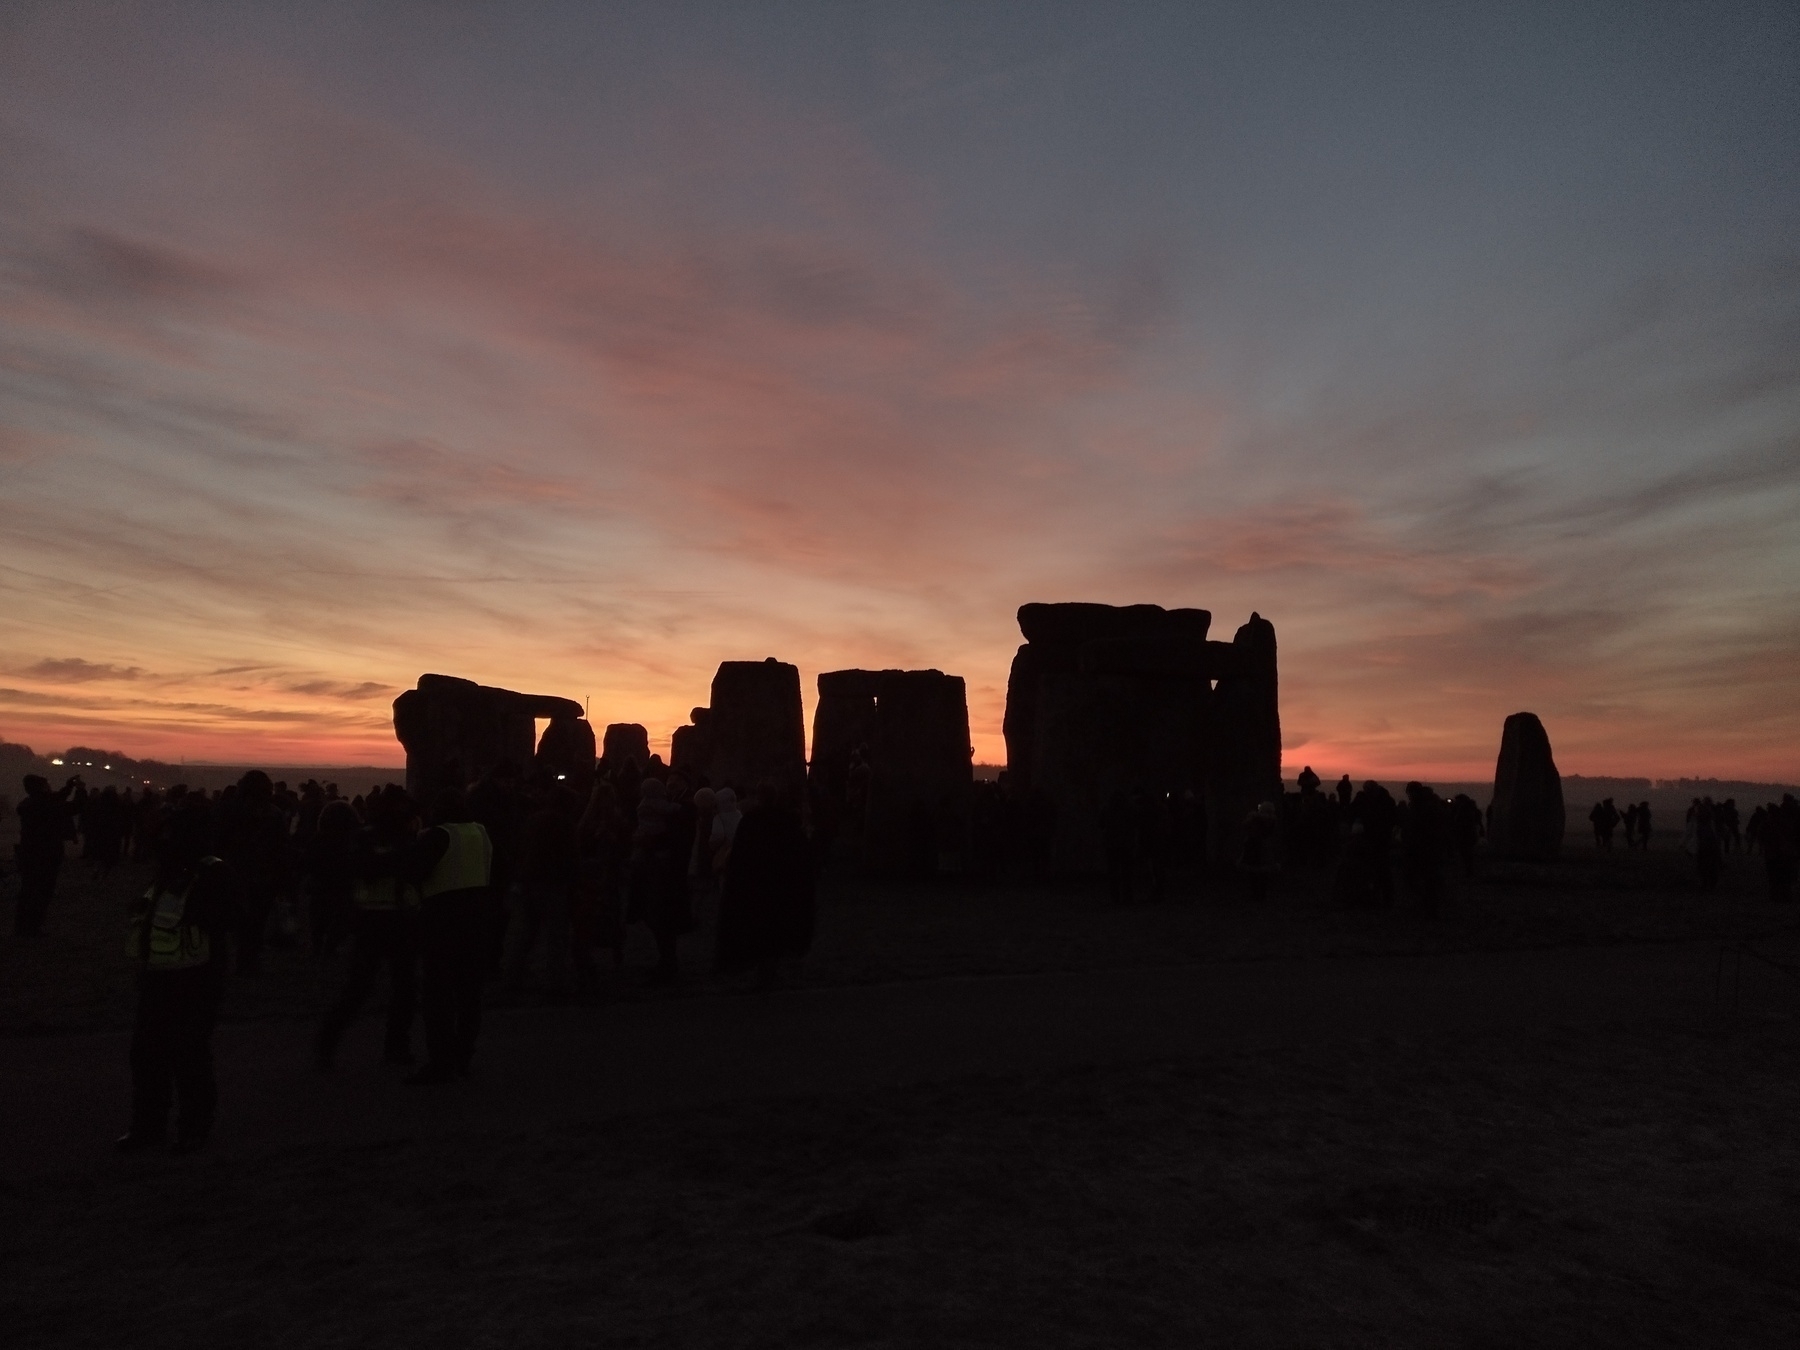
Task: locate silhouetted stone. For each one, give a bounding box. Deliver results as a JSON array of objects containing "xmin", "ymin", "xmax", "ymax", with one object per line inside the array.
[
  {"xmin": 1208, "ymin": 612, "xmax": 1283, "ymax": 864},
  {"xmin": 669, "ymin": 707, "xmax": 713, "ymax": 780},
  {"xmin": 601, "ymin": 722, "xmax": 650, "ymax": 774},
  {"xmin": 672, "ymin": 660, "xmax": 805, "ymax": 794},
  {"xmin": 811, "ymin": 669, "xmax": 972, "ymax": 875},
  {"xmin": 1488, "ymin": 712, "xmax": 1564, "ymax": 860},
  {"xmin": 1002, "ymin": 603, "xmax": 1281, "ymax": 872},
  {"xmin": 537, "ymin": 715, "xmax": 597, "ymax": 789},
  {"xmin": 394, "ymin": 674, "xmax": 587, "ymax": 803}
]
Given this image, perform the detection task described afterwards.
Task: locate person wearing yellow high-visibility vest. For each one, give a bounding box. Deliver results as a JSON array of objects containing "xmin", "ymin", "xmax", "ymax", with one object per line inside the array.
[
  {"xmin": 402, "ymin": 788, "xmax": 493, "ymax": 1084},
  {"xmin": 314, "ymin": 786, "xmax": 421, "ymax": 1069},
  {"xmin": 118, "ymin": 801, "xmax": 240, "ymax": 1154}
]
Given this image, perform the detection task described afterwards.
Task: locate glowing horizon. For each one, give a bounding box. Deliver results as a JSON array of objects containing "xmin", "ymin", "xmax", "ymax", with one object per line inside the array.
[{"xmin": 3, "ymin": 4, "xmax": 1796, "ymax": 784}]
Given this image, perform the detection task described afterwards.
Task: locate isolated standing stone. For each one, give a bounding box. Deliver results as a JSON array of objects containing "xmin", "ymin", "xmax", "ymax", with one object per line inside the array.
[{"xmin": 1488, "ymin": 712, "xmax": 1565, "ymax": 860}]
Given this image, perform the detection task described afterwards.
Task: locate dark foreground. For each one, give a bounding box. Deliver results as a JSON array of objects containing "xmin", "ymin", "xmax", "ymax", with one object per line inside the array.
[{"xmin": 2, "ymin": 844, "xmax": 1797, "ymax": 1346}]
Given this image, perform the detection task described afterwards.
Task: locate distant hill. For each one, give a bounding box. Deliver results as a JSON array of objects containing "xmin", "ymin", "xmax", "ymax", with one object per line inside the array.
[{"xmin": 1, "ymin": 739, "xmax": 400, "ymax": 797}]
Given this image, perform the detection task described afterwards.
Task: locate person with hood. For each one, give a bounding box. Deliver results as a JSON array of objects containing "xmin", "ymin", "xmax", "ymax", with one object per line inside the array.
[{"xmin": 118, "ymin": 799, "xmax": 239, "ymax": 1153}]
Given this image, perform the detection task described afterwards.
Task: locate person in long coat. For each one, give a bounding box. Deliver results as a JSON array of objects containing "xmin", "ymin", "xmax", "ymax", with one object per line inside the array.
[{"xmin": 714, "ymin": 781, "xmax": 814, "ymax": 986}]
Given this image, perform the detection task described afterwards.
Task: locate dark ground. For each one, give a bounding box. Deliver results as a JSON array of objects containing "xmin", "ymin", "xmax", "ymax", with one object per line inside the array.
[{"xmin": 2, "ymin": 833, "xmax": 1796, "ymax": 1347}]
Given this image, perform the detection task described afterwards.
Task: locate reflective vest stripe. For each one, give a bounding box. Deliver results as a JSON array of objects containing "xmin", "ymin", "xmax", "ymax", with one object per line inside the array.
[
  {"xmin": 352, "ymin": 876, "xmax": 417, "ymax": 909},
  {"xmin": 422, "ymin": 821, "xmax": 492, "ymax": 897},
  {"xmin": 131, "ymin": 858, "xmax": 217, "ymax": 970}
]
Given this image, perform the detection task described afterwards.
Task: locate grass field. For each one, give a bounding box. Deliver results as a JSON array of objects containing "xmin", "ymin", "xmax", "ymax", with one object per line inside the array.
[
  {"xmin": 3, "ymin": 837, "xmax": 1796, "ymax": 1347},
  {"xmin": 0, "ymin": 833, "xmax": 1784, "ymax": 1036}
]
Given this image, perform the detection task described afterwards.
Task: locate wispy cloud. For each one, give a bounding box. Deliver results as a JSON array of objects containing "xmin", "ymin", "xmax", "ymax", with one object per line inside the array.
[{"xmin": 22, "ymin": 657, "xmax": 145, "ymax": 683}]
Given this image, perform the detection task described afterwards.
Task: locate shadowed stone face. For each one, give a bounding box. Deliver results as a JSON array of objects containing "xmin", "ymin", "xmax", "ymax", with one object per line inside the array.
[
  {"xmin": 673, "ymin": 659, "xmax": 805, "ymax": 794},
  {"xmin": 812, "ymin": 668, "xmax": 972, "ymax": 876},
  {"xmin": 393, "ymin": 674, "xmax": 589, "ymax": 802},
  {"xmin": 601, "ymin": 722, "xmax": 650, "ymax": 773},
  {"xmin": 1002, "ymin": 603, "xmax": 1280, "ymax": 873},
  {"xmin": 1489, "ymin": 712, "xmax": 1565, "ymax": 860}
]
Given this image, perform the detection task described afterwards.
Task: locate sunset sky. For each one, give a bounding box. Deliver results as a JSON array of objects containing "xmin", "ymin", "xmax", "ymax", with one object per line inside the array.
[{"xmin": 2, "ymin": 2, "xmax": 1796, "ymax": 779}]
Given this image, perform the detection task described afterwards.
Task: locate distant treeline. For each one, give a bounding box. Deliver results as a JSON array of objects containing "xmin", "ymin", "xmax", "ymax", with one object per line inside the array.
[{"xmin": 0, "ymin": 739, "xmax": 398, "ymax": 799}]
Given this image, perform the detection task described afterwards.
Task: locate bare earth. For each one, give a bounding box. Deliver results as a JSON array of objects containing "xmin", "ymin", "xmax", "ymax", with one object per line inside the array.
[{"xmin": 2, "ymin": 840, "xmax": 1796, "ymax": 1347}]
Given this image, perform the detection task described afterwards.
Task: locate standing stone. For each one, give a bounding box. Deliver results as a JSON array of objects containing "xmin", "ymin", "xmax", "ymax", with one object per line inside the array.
[
  {"xmin": 811, "ymin": 669, "xmax": 972, "ymax": 875},
  {"xmin": 1002, "ymin": 602, "xmax": 1280, "ymax": 873},
  {"xmin": 1488, "ymin": 712, "xmax": 1565, "ymax": 860},
  {"xmin": 393, "ymin": 674, "xmax": 587, "ymax": 805},
  {"xmin": 1207, "ymin": 612, "xmax": 1283, "ymax": 867},
  {"xmin": 673, "ymin": 659, "xmax": 806, "ymax": 795},
  {"xmin": 536, "ymin": 716, "xmax": 597, "ymax": 790},
  {"xmin": 669, "ymin": 708, "xmax": 713, "ymax": 780},
  {"xmin": 601, "ymin": 722, "xmax": 650, "ymax": 774}
]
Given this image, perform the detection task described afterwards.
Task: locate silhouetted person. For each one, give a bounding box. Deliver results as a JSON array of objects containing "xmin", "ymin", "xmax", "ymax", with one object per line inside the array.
[
  {"xmin": 1589, "ymin": 798, "xmax": 1620, "ymax": 850},
  {"xmin": 1335, "ymin": 775, "xmax": 1353, "ymax": 811},
  {"xmin": 628, "ymin": 777, "xmax": 692, "ymax": 985},
  {"xmin": 118, "ymin": 802, "xmax": 239, "ymax": 1153},
  {"xmin": 14, "ymin": 774, "xmax": 78, "ymax": 936},
  {"xmin": 1746, "ymin": 804, "xmax": 1768, "ymax": 855},
  {"xmin": 305, "ymin": 798, "xmax": 360, "ymax": 957},
  {"xmin": 1448, "ymin": 793, "xmax": 1483, "ymax": 878},
  {"xmin": 468, "ymin": 760, "xmax": 523, "ymax": 978},
  {"xmin": 1137, "ymin": 789, "xmax": 1170, "ymax": 901},
  {"xmin": 1100, "ymin": 787, "xmax": 1137, "ymax": 906},
  {"xmin": 218, "ymin": 770, "xmax": 290, "ymax": 975},
  {"xmin": 1636, "ymin": 801, "xmax": 1653, "ymax": 850},
  {"xmin": 716, "ymin": 781, "xmax": 814, "ymax": 987},
  {"xmin": 1239, "ymin": 801, "xmax": 1278, "ymax": 903},
  {"xmin": 1762, "ymin": 795, "xmax": 1798, "ymax": 904},
  {"xmin": 315, "ymin": 787, "xmax": 420, "ymax": 1069},
  {"xmin": 572, "ymin": 779, "xmax": 627, "ymax": 992},
  {"xmin": 1402, "ymin": 783, "xmax": 1447, "ymax": 917},
  {"xmin": 1296, "ymin": 766, "xmax": 1321, "ymax": 795},
  {"xmin": 1719, "ymin": 798, "xmax": 1741, "ymax": 853},
  {"xmin": 404, "ymin": 790, "xmax": 494, "ymax": 1083},
  {"xmin": 505, "ymin": 775, "xmax": 581, "ymax": 999},
  {"xmin": 1694, "ymin": 799, "xmax": 1723, "ymax": 891},
  {"xmin": 1351, "ymin": 782, "xmax": 1398, "ymax": 907}
]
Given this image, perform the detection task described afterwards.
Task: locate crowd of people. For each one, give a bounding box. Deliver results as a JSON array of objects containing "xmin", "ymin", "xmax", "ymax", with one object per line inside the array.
[
  {"xmin": 6, "ymin": 756, "xmax": 1799, "ymax": 1155},
  {"xmin": 6, "ymin": 759, "xmax": 816, "ymax": 1153}
]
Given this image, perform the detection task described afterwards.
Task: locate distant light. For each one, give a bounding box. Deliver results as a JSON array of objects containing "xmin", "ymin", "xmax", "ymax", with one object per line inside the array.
[
  {"xmin": 104, "ymin": 765, "xmax": 112, "ymax": 770},
  {"xmin": 50, "ymin": 758, "xmax": 63, "ymax": 765},
  {"xmin": 556, "ymin": 774, "xmax": 566, "ymax": 780}
]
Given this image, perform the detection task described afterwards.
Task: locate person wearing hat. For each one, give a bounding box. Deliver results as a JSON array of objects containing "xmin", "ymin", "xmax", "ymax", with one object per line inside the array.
[{"xmin": 118, "ymin": 799, "xmax": 241, "ymax": 1153}]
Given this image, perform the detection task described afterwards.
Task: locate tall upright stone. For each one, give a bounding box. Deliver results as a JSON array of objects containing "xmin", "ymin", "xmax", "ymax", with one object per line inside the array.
[
  {"xmin": 535, "ymin": 715, "xmax": 597, "ymax": 789},
  {"xmin": 672, "ymin": 658, "xmax": 806, "ymax": 795},
  {"xmin": 1207, "ymin": 612, "xmax": 1283, "ymax": 862},
  {"xmin": 600, "ymin": 722, "xmax": 650, "ymax": 774},
  {"xmin": 393, "ymin": 674, "xmax": 588, "ymax": 804},
  {"xmin": 1002, "ymin": 602, "xmax": 1280, "ymax": 872},
  {"xmin": 1488, "ymin": 712, "xmax": 1565, "ymax": 860},
  {"xmin": 811, "ymin": 668, "xmax": 972, "ymax": 874}
]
